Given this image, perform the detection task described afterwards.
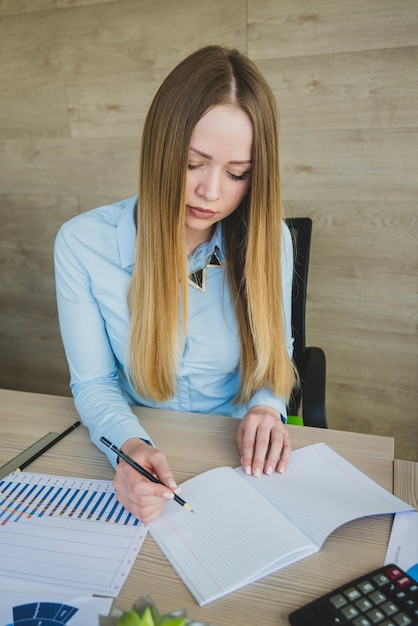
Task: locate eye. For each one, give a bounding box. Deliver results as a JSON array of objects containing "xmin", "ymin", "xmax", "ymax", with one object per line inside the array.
[
  {"xmin": 228, "ymin": 171, "xmax": 250, "ymax": 182},
  {"xmin": 187, "ymin": 163, "xmax": 202, "ymax": 171}
]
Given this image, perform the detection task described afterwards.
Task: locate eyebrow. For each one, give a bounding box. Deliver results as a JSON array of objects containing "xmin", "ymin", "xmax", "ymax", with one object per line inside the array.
[{"xmin": 189, "ymin": 146, "xmax": 252, "ymax": 165}]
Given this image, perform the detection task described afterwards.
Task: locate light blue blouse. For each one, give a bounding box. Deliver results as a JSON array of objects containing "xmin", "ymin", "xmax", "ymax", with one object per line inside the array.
[{"xmin": 54, "ymin": 196, "xmax": 294, "ymax": 466}]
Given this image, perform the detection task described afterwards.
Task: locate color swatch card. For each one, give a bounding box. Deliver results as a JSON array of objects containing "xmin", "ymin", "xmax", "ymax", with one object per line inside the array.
[{"xmin": 0, "ymin": 473, "xmax": 148, "ymax": 596}]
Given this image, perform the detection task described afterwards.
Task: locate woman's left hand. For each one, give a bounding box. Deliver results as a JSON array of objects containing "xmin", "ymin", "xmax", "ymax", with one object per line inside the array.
[{"xmin": 236, "ymin": 405, "xmax": 291, "ymax": 477}]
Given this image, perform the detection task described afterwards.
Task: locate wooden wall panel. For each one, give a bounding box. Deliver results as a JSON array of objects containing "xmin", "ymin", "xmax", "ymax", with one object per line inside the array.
[
  {"xmin": 248, "ymin": 0, "xmax": 418, "ymax": 56},
  {"xmin": 0, "ymin": 194, "xmax": 81, "ymax": 395},
  {"xmin": 0, "ymin": 0, "xmax": 416, "ymax": 460},
  {"xmin": 0, "ymin": 138, "xmax": 140, "ymax": 196},
  {"xmin": 0, "ymin": 0, "xmax": 248, "ymax": 405},
  {"xmin": 67, "ymin": 70, "xmax": 155, "ymax": 138},
  {"xmin": 259, "ymin": 47, "xmax": 418, "ymax": 132},
  {"xmin": 0, "ymin": 0, "xmax": 55, "ymax": 17},
  {"xmin": 0, "ymin": 0, "xmax": 246, "ymax": 79},
  {"xmin": 0, "ymin": 77, "xmax": 70, "ymax": 139},
  {"xmin": 248, "ymin": 0, "xmax": 418, "ymax": 460}
]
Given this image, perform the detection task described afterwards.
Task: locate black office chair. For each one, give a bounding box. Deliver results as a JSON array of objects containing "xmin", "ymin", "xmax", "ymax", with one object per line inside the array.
[{"xmin": 285, "ymin": 217, "xmax": 327, "ymax": 428}]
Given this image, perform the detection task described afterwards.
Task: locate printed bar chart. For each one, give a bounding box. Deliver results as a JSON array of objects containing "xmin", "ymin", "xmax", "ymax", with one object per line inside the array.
[
  {"xmin": 0, "ymin": 473, "xmax": 139, "ymax": 526},
  {"xmin": 0, "ymin": 472, "xmax": 148, "ymax": 596}
]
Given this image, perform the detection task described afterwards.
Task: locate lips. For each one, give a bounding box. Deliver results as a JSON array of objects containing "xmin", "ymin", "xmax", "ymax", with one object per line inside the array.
[{"xmin": 187, "ymin": 205, "xmax": 216, "ymax": 220}]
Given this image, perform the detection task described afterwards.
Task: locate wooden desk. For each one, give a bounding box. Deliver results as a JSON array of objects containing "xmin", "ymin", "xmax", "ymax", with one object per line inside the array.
[
  {"xmin": 394, "ymin": 459, "xmax": 418, "ymax": 508},
  {"xmin": 0, "ymin": 389, "xmax": 399, "ymax": 626}
]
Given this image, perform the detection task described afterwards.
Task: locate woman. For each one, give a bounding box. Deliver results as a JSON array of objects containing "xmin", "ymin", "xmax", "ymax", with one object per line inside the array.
[{"xmin": 54, "ymin": 45, "xmax": 297, "ymax": 523}]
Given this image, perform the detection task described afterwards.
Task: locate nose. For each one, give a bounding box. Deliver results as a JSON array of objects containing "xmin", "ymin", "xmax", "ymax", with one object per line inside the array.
[{"xmin": 196, "ymin": 169, "xmax": 221, "ymax": 202}]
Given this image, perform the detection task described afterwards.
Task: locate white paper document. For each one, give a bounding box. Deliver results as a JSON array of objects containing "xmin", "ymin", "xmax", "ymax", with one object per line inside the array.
[
  {"xmin": 0, "ymin": 473, "xmax": 148, "ymax": 596},
  {"xmin": 149, "ymin": 442, "xmax": 414, "ymax": 606}
]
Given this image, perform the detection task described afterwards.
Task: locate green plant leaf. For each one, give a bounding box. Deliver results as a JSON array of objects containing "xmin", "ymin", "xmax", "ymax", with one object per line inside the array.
[
  {"xmin": 140, "ymin": 607, "xmax": 156, "ymax": 626},
  {"xmin": 117, "ymin": 610, "xmax": 142, "ymax": 626}
]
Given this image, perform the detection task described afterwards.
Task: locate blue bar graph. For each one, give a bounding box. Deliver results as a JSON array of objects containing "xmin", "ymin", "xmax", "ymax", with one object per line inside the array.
[{"xmin": 0, "ymin": 473, "xmax": 139, "ymax": 526}]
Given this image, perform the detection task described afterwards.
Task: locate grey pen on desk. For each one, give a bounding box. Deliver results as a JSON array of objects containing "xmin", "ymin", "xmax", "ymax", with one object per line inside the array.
[
  {"xmin": 15, "ymin": 421, "xmax": 81, "ymax": 472},
  {"xmin": 100, "ymin": 436, "xmax": 194, "ymax": 512}
]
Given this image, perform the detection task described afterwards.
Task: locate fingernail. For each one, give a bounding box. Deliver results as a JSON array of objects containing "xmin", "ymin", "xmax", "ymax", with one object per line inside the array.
[
  {"xmin": 163, "ymin": 492, "xmax": 174, "ymax": 500},
  {"xmin": 254, "ymin": 468, "xmax": 261, "ymax": 478},
  {"xmin": 245, "ymin": 465, "xmax": 251, "ymax": 475},
  {"xmin": 167, "ymin": 479, "xmax": 177, "ymax": 489},
  {"xmin": 173, "ymin": 486, "xmax": 182, "ymax": 494},
  {"xmin": 265, "ymin": 465, "xmax": 273, "ymax": 475},
  {"xmin": 279, "ymin": 466, "xmax": 285, "ymax": 474}
]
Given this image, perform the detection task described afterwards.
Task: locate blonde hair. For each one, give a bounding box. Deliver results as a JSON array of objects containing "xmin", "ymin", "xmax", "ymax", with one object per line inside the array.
[{"xmin": 129, "ymin": 45, "xmax": 296, "ymax": 404}]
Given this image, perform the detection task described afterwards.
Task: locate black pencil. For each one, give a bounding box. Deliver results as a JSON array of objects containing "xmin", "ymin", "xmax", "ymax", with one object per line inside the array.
[
  {"xmin": 15, "ymin": 421, "xmax": 81, "ymax": 472},
  {"xmin": 100, "ymin": 436, "xmax": 193, "ymax": 512}
]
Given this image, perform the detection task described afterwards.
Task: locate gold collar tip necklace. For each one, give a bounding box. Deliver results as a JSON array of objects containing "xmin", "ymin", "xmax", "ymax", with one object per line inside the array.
[{"xmin": 188, "ymin": 247, "xmax": 223, "ymax": 292}]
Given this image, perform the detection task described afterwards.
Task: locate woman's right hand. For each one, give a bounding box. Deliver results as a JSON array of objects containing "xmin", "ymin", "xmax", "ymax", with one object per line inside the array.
[{"xmin": 112, "ymin": 438, "xmax": 178, "ymax": 524}]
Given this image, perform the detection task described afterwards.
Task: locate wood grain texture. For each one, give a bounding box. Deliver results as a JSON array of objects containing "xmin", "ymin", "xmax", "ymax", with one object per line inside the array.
[
  {"xmin": 0, "ymin": 389, "xmax": 396, "ymax": 624},
  {"xmin": 259, "ymin": 47, "xmax": 418, "ymax": 132},
  {"xmin": 248, "ymin": 0, "xmax": 418, "ymax": 462},
  {"xmin": 248, "ymin": 0, "xmax": 418, "ymax": 57},
  {"xmin": 394, "ymin": 460, "xmax": 418, "ymax": 508},
  {"xmin": 0, "ymin": 0, "xmax": 416, "ymax": 463},
  {"xmin": 0, "ymin": 0, "xmax": 56, "ymax": 16}
]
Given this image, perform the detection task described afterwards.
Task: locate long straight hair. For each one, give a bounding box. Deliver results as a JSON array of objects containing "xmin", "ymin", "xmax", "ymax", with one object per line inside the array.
[{"xmin": 128, "ymin": 45, "xmax": 296, "ymax": 404}]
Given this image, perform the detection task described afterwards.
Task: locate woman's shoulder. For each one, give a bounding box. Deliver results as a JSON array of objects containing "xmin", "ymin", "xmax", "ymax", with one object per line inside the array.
[
  {"xmin": 54, "ymin": 197, "xmax": 138, "ymax": 273},
  {"xmin": 58, "ymin": 196, "xmax": 137, "ymax": 238}
]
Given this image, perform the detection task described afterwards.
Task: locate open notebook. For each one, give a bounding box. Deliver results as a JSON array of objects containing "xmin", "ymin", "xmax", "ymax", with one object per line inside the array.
[{"xmin": 149, "ymin": 442, "xmax": 414, "ymax": 606}]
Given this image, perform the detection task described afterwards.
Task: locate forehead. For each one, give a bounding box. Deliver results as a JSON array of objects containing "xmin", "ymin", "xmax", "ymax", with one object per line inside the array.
[{"xmin": 190, "ymin": 105, "xmax": 253, "ymax": 162}]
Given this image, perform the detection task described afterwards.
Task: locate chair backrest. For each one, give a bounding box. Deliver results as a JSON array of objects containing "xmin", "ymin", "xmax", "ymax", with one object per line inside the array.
[
  {"xmin": 284, "ymin": 217, "xmax": 327, "ymax": 427},
  {"xmin": 285, "ymin": 217, "xmax": 312, "ymax": 381}
]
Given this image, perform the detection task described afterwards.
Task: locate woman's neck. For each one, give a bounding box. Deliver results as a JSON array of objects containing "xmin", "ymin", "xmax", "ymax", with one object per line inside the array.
[{"xmin": 185, "ymin": 225, "xmax": 216, "ymax": 256}]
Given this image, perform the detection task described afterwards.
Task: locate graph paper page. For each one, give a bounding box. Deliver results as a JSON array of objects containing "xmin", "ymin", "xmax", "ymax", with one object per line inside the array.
[{"xmin": 0, "ymin": 472, "xmax": 148, "ymax": 596}]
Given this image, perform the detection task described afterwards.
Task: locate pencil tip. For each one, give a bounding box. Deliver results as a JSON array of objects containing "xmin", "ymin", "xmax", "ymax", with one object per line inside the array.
[{"xmin": 184, "ymin": 503, "xmax": 194, "ymax": 512}]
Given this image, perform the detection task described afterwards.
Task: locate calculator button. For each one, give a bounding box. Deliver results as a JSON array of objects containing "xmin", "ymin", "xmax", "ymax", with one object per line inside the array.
[
  {"xmin": 345, "ymin": 587, "xmax": 363, "ymax": 601},
  {"xmin": 359, "ymin": 580, "xmax": 376, "ymax": 594},
  {"xmin": 397, "ymin": 577, "xmax": 411, "ymax": 588},
  {"xmin": 370, "ymin": 590, "xmax": 387, "ymax": 605},
  {"xmin": 386, "ymin": 566, "xmax": 403, "ymax": 580},
  {"xmin": 330, "ymin": 593, "xmax": 347, "ymax": 609},
  {"xmin": 381, "ymin": 601, "xmax": 399, "ymax": 616},
  {"xmin": 374, "ymin": 574, "xmax": 390, "ymax": 587},
  {"xmin": 356, "ymin": 597, "xmax": 374, "ymax": 612},
  {"xmin": 353, "ymin": 617, "xmax": 373, "ymax": 626},
  {"xmin": 366, "ymin": 607, "xmax": 386, "ymax": 623},
  {"xmin": 393, "ymin": 613, "xmax": 412, "ymax": 625},
  {"xmin": 341, "ymin": 604, "xmax": 360, "ymax": 619},
  {"xmin": 380, "ymin": 621, "xmax": 397, "ymax": 626}
]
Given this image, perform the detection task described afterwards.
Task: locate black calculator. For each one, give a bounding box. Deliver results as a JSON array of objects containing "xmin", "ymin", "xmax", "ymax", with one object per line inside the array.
[{"xmin": 288, "ymin": 564, "xmax": 418, "ymax": 625}]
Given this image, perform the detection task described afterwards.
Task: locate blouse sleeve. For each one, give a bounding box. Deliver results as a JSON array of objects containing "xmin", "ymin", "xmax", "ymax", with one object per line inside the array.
[
  {"xmin": 54, "ymin": 221, "xmax": 153, "ymax": 468},
  {"xmin": 245, "ymin": 220, "xmax": 294, "ymax": 421}
]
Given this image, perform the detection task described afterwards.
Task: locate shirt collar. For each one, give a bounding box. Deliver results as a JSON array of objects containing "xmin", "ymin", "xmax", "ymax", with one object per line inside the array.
[{"xmin": 188, "ymin": 223, "xmax": 225, "ymax": 274}]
